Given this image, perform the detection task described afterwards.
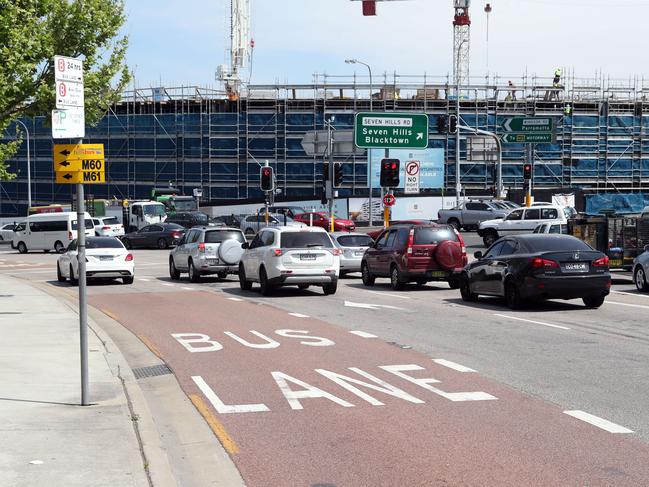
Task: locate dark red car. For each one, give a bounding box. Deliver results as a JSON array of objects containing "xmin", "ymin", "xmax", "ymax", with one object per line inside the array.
[
  {"xmin": 366, "ymin": 220, "xmax": 435, "ymax": 240},
  {"xmin": 294, "ymin": 212, "xmax": 355, "ymax": 232},
  {"xmin": 361, "ymin": 224, "xmax": 467, "ymax": 290}
]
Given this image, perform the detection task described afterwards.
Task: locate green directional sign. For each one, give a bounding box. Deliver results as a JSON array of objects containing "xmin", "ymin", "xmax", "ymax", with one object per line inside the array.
[
  {"xmin": 501, "ymin": 133, "xmax": 554, "ymax": 144},
  {"xmin": 355, "ymin": 112, "xmax": 429, "ymax": 149},
  {"xmin": 501, "ymin": 117, "xmax": 553, "ymax": 133}
]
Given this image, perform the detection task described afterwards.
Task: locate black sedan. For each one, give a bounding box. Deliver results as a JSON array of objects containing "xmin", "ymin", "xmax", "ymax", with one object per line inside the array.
[
  {"xmin": 460, "ymin": 234, "xmax": 611, "ymax": 309},
  {"xmin": 121, "ymin": 223, "xmax": 185, "ymax": 249}
]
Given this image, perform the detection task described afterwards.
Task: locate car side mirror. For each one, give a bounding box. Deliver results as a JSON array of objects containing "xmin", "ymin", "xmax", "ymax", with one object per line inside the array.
[
  {"xmin": 474, "ymin": 251, "xmax": 483, "ymax": 259},
  {"xmin": 241, "ymin": 242, "xmax": 249, "ymax": 249}
]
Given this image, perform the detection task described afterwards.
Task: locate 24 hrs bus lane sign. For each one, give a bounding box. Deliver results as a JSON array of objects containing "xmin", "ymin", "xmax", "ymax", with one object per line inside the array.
[{"xmin": 354, "ymin": 112, "xmax": 429, "ymax": 149}]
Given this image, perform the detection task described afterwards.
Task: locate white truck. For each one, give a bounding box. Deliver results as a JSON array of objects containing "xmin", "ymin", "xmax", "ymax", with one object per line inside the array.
[{"xmin": 106, "ymin": 201, "xmax": 167, "ymax": 233}]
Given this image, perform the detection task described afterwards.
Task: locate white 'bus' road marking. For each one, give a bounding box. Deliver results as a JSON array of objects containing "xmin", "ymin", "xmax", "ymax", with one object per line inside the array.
[
  {"xmin": 563, "ymin": 410, "xmax": 633, "ymax": 433},
  {"xmin": 607, "ymin": 300, "xmax": 649, "ymax": 310},
  {"xmin": 494, "ymin": 314, "xmax": 570, "ymax": 330},
  {"xmin": 349, "ymin": 330, "xmax": 378, "ymax": 338},
  {"xmin": 364, "ymin": 290, "xmax": 412, "ymax": 300},
  {"xmin": 433, "ymin": 359, "xmax": 476, "ymax": 373},
  {"xmin": 288, "ymin": 313, "xmax": 309, "ymax": 318},
  {"xmin": 611, "ymin": 290, "xmax": 649, "ymax": 299}
]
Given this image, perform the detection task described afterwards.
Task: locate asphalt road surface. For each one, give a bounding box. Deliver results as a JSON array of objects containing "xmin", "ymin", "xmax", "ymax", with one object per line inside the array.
[{"xmin": 3, "ymin": 239, "xmax": 649, "ymax": 486}]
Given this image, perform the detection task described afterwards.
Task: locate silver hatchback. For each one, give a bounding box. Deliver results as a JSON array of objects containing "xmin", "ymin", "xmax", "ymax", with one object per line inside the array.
[
  {"xmin": 169, "ymin": 227, "xmax": 246, "ymax": 282},
  {"xmin": 331, "ymin": 232, "xmax": 374, "ymax": 275}
]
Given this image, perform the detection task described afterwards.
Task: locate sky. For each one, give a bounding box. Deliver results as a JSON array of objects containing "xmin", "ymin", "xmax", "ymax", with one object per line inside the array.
[{"xmin": 123, "ymin": 0, "xmax": 649, "ymax": 89}]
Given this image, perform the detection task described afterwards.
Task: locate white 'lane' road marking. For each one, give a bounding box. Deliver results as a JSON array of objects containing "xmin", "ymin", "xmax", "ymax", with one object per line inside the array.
[
  {"xmin": 161, "ymin": 283, "xmax": 175, "ymax": 287},
  {"xmin": 365, "ymin": 290, "xmax": 412, "ymax": 300},
  {"xmin": 138, "ymin": 278, "xmax": 151, "ymax": 282},
  {"xmin": 607, "ymin": 300, "xmax": 649, "ymax": 310},
  {"xmin": 433, "ymin": 359, "xmax": 476, "ymax": 373},
  {"xmin": 349, "ymin": 330, "xmax": 378, "ymax": 338},
  {"xmin": 611, "ymin": 290, "xmax": 649, "ymax": 299},
  {"xmin": 494, "ymin": 313, "xmax": 570, "ymax": 330},
  {"xmin": 344, "ymin": 300, "xmax": 407, "ymax": 311},
  {"xmin": 288, "ymin": 313, "xmax": 309, "ymax": 318},
  {"xmin": 227, "ymin": 297, "xmax": 244, "ymax": 302},
  {"xmin": 181, "ymin": 287, "xmax": 195, "ymax": 291},
  {"xmin": 563, "ymin": 410, "xmax": 633, "ymax": 433}
]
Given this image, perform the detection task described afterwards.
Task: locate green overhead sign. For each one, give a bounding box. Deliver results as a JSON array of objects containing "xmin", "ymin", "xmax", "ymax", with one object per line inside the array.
[
  {"xmin": 501, "ymin": 133, "xmax": 554, "ymax": 144},
  {"xmin": 501, "ymin": 117, "xmax": 553, "ymax": 133},
  {"xmin": 354, "ymin": 112, "xmax": 429, "ymax": 149}
]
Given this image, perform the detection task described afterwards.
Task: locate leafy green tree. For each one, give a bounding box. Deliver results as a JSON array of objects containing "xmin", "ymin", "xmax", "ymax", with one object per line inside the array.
[{"xmin": 0, "ymin": 0, "xmax": 130, "ymax": 180}]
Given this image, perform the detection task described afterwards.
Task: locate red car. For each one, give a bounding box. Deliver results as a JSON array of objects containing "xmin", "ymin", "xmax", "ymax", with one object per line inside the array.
[
  {"xmin": 361, "ymin": 223, "xmax": 467, "ymax": 290},
  {"xmin": 367, "ymin": 220, "xmax": 435, "ymax": 240},
  {"xmin": 294, "ymin": 212, "xmax": 356, "ymax": 232}
]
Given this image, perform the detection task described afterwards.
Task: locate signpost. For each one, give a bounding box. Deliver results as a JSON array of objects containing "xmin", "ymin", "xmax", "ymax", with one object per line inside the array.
[
  {"xmin": 354, "ymin": 112, "xmax": 429, "ymax": 149},
  {"xmin": 500, "ymin": 117, "xmax": 554, "ymax": 144},
  {"xmin": 52, "ymin": 107, "xmax": 85, "ymax": 139},
  {"xmin": 501, "ymin": 133, "xmax": 553, "ymax": 144},
  {"xmin": 404, "ymin": 160, "xmax": 420, "ymax": 194}
]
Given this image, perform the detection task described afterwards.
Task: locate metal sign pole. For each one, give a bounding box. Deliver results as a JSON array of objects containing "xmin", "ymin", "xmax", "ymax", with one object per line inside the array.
[{"xmin": 76, "ymin": 145, "xmax": 89, "ymax": 405}]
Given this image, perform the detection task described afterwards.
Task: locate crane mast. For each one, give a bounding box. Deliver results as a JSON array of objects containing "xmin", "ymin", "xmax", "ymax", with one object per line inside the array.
[
  {"xmin": 217, "ymin": 0, "xmax": 252, "ymax": 100},
  {"xmin": 453, "ymin": 0, "xmax": 471, "ymax": 88}
]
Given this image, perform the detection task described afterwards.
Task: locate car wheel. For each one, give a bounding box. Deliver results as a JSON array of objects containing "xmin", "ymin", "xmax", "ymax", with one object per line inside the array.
[
  {"xmin": 123, "ymin": 276, "xmax": 134, "ymax": 285},
  {"xmin": 43, "ymin": 249, "xmax": 50, "ymax": 254},
  {"xmin": 361, "ymin": 262, "xmax": 375, "ymax": 287},
  {"xmin": 57, "ymin": 263, "xmax": 66, "ymax": 282},
  {"xmin": 448, "ymin": 218, "xmax": 460, "ymax": 230},
  {"xmin": 188, "ymin": 259, "xmax": 201, "ymax": 283},
  {"xmin": 157, "ymin": 238, "xmax": 168, "ymax": 249},
  {"xmin": 460, "ymin": 274, "xmax": 478, "ymax": 302},
  {"xmin": 505, "ymin": 279, "xmax": 523, "ymax": 310},
  {"xmin": 323, "ymin": 281, "xmax": 337, "ymax": 295},
  {"xmin": 298, "ymin": 284, "xmax": 310, "ymax": 290},
  {"xmin": 483, "ymin": 231, "xmax": 498, "ymax": 247},
  {"xmin": 69, "ymin": 265, "xmax": 78, "ymax": 286},
  {"xmin": 339, "ymin": 271, "xmax": 347, "ymax": 279},
  {"xmin": 634, "ymin": 266, "xmax": 649, "ymax": 292},
  {"xmin": 17, "ymin": 242, "xmax": 27, "ymax": 254},
  {"xmin": 123, "ymin": 239, "xmax": 132, "ymax": 250},
  {"xmin": 54, "ymin": 240, "xmax": 65, "ymax": 253},
  {"xmin": 448, "ymin": 276, "xmax": 461, "ymax": 289},
  {"xmin": 169, "ymin": 258, "xmax": 181, "ymax": 280},
  {"xmin": 217, "ymin": 270, "xmax": 228, "ymax": 280},
  {"xmin": 416, "ymin": 279, "xmax": 427, "ymax": 286},
  {"xmin": 583, "ymin": 295, "xmax": 605, "ymax": 308},
  {"xmin": 239, "ymin": 264, "xmax": 252, "ymax": 291},
  {"xmin": 259, "ymin": 267, "xmax": 272, "ymax": 296},
  {"xmin": 390, "ymin": 265, "xmax": 406, "ymax": 291}
]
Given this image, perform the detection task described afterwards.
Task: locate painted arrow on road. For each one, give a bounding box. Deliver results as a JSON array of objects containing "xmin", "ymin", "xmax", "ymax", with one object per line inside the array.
[{"xmin": 344, "ymin": 300, "xmax": 407, "ymax": 311}]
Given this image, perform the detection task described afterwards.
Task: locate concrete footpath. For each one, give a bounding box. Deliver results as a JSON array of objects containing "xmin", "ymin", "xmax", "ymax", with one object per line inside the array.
[{"xmin": 0, "ymin": 275, "xmax": 155, "ymax": 486}]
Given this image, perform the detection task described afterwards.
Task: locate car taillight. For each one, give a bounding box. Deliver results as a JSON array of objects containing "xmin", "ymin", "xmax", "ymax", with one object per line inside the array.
[
  {"xmin": 198, "ymin": 242, "xmax": 205, "ymax": 252},
  {"xmin": 273, "ymin": 248, "xmax": 282, "ymax": 256},
  {"xmin": 172, "ymin": 231, "xmax": 183, "ymax": 238},
  {"xmin": 530, "ymin": 257, "xmax": 558, "ymax": 269},
  {"xmin": 332, "ymin": 248, "xmax": 341, "ymax": 256},
  {"xmin": 102, "ymin": 226, "xmax": 111, "ymax": 230},
  {"xmin": 406, "ymin": 229, "xmax": 414, "ymax": 255},
  {"xmin": 125, "ymin": 253, "xmax": 134, "ymax": 262},
  {"xmin": 593, "ymin": 256, "xmax": 609, "ymax": 267},
  {"xmin": 69, "ymin": 231, "xmax": 73, "ymax": 240}
]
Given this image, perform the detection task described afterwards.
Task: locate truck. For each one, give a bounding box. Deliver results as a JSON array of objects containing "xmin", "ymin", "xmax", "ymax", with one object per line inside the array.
[
  {"xmin": 437, "ymin": 200, "xmax": 510, "ymax": 231},
  {"xmin": 106, "ymin": 200, "xmax": 167, "ymax": 232},
  {"xmin": 152, "ymin": 187, "xmax": 197, "ymax": 214}
]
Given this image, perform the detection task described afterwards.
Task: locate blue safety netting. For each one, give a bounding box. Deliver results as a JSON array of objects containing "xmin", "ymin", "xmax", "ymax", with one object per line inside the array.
[{"xmin": 584, "ymin": 193, "xmax": 649, "ymax": 215}]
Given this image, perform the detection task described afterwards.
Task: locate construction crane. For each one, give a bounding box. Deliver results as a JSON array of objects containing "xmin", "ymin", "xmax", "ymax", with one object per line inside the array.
[
  {"xmin": 352, "ymin": 0, "xmax": 472, "ymax": 88},
  {"xmin": 216, "ymin": 0, "xmax": 253, "ymax": 101}
]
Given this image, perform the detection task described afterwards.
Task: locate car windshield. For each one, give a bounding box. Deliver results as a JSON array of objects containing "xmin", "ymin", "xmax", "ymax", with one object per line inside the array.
[
  {"xmin": 86, "ymin": 237, "xmax": 124, "ymax": 249},
  {"xmin": 525, "ymin": 236, "xmax": 593, "ymax": 252},
  {"xmin": 102, "ymin": 217, "xmax": 119, "ymax": 225},
  {"xmin": 414, "ymin": 227, "xmax": 458, "ymax": 245},
  {"xmin": 14, "ymin": 223, "xmax": 25, "ymax": 232},
  {"xmin": 280, "ymin": 232, "xmax": 333, "ymax": 249},
  {"xmin": 205, "ymin": 230, "xmax": 245, "ymax": 244},
  {"xmin": 173, "ymin": 199, "xmax": 197, "ymax": 212},
  {"xmin": 164, "ymin": 223, "xmax": 185, "ymax": 231},
  {"xmin": 144, "ymin": 205, "xmax": 166, "ymax": 216},
  {"xmin": 336, "ymin": 235, "xmax": 373, "ymax": 247},
  {"xmin": 72, "ymin": 220, "xmax": 95, "ymax": 230}
]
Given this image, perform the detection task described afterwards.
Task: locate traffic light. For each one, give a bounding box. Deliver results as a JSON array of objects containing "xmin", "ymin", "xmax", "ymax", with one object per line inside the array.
[
  {"xmin": 523, "ymin": 163, "xmax": 532, "ymax": 180},
  {"xmin": 334, "ymin": 162, "xmax": 343, "ymax": 187},
  {"xmin": 322, "ymin": 162, "xmax": 329, "ymax": 182},
  {"xmin": 260, "ymin": 166, "xmax": 274, "ymax": 191},
  {"xmin": 449, "ymin": 115, "xmax": 458, "ymax": 134},
  {"xmin": 380, "ymin": 159, "xmax": 400, "ymax": 188}
]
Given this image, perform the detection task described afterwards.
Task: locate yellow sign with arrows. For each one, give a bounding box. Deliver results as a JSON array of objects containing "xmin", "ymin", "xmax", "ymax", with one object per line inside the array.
[{"xmin": 53, "ymin": 143, "xmax": 106, "ymax": 184}]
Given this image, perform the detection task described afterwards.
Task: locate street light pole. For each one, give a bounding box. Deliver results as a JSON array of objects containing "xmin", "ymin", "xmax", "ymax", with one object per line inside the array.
[
  {"xmin": 14, "ymin": 119, "xmax": 31, "ymax": 211},
  {"xmin": 345, "ymin": 59, "xmax": 374, "ymax": 225}
]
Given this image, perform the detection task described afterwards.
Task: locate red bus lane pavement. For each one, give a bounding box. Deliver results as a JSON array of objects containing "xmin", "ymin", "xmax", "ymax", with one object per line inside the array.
[{"xmin": 90, "ymin": 290, "xmax": 649, "ymax": 487}]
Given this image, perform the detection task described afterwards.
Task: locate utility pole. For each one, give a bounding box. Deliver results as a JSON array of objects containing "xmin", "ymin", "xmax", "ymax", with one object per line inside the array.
[{"xmin": 327, "ymin": 118, "xmax": 335, "ymax": 232}]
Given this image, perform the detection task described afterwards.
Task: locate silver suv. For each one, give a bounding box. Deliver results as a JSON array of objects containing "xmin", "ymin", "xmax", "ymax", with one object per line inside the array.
[{"xmin": 169, "ymin": 227, "xmax": 246, "ymax": 282}]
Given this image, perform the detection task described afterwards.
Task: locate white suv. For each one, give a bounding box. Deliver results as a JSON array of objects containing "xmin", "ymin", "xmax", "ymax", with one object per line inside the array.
[
  {"xmin": 478, "ymin": 205, "xmax": 568, "ymax": 246},
  {"xmin": 238, "ymin": 226, "xmax": 340, "ymax": 295}
]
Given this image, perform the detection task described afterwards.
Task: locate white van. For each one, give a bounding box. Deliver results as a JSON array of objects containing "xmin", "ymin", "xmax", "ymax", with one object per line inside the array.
[{"xmin": 12, "ymin": 212, "xmax": 94, "ymax": 253}]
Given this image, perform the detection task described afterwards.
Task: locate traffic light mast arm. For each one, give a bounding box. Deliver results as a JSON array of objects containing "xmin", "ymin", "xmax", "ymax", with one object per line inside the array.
[{"xmin": 456, "ymin": 124, "xmax": 503, "ymax": 199}]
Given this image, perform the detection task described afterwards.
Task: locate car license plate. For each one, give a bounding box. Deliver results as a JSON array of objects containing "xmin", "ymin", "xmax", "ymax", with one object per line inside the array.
[
  {"xmin": 300, "ymin": 254, "xmax": 316, "ymax": 261},
  {"xmin": 206, "ymin": 258, "xmax": 219, "ymax": 265},
  {"xmin": 354, "ymin": 251, "xmax": 364, "ymax": 257},
  {"xmin": 609, "ymin": 259, "xmax": 623, "ymax": 267},
  {"xmin": 563, "ymin": 262, "xmax": 588, "ymax": 272},
  {"xmin": 430, "ymin": 270, "xmax": 446, "ymax": 278},
  {"xmin": 99, "ymin": 256, "xmax": 113, "ymax": 261}
]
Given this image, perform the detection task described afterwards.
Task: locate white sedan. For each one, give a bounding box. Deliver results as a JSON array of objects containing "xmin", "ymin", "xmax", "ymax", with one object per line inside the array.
[
  {"xmin": 57, "ymin": 236, "xmax": 135, "ymax": 285},
  {"xmin": 92, "ymin": 216, "xmax": 125, "ymax": 237}
]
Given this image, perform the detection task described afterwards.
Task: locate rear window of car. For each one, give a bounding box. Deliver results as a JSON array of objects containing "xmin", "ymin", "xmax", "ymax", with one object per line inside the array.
[
  {"xmin": 336, "ymin": 235, "xmax": 373, "ymax": 247},
  {"xmin": 164, "ymin": 223, "xmax": 185, "ymax": 230},
  {"xmin": 280, "ymin": 231, "xmax": 333, "ymax": 249},
  {"xmin": 86, "ymin": 238, "xmax": 124, "ymax": 249},
  {"xmin": 102, "ymin": 217, "xmax": 119, "ymax": 225},
  {"xmin": 72, "ymin": 220, "xmax": 95, "ymax": 230},
  {"xmin": 204, "ymin": 230, "xmax": 245, "ymax": 243},
  {"xmin": 413, "ymin": 227, "xmax": 458, "ymax": 245},
  {"xmin": 525, "ymin": 236, "xmax": 593, "ymax": 252}
]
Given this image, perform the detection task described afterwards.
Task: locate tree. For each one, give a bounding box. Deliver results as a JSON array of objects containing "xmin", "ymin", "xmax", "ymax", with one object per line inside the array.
[{"xmin": 0, "ymin": 0, "xmax": 130, "ymax": 180}]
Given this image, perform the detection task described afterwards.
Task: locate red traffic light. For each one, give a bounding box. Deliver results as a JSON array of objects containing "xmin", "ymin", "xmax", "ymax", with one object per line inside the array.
[
  {"xmin": 523, "ymin": 163, "xmax": 532, "ymax": 180},
  {"xmin": 262, "ymin": 168, "xmax": 271, "ymax": 176}
]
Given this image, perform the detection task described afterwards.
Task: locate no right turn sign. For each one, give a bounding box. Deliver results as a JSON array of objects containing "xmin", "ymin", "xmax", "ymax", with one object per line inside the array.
[{"xmin": 404, "ymin": 160, "xmax": 420, "ymax": 194}]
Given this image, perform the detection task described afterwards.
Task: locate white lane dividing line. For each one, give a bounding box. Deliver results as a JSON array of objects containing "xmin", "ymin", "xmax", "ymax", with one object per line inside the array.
[
  {"xmin": 365, "ymin": 290, "xmax": 411, "ymax": 300},
  {"xmin": 433, "ymin": 359, "xmax": 476, "ymax": 373},
  {"xmin": 161, "ymin": 283, "xmax": 175, "ymax": 287},
  {"xmin": 611, "ymin": 290, "xmax": 649, "ymax": 299},
  {"xmin": 494, "ymin": 314, "xmax": 570, "ymax": 331},
  {"xmin": 181, "ymin": 287, "xmax": 196, "ymax": 291},
  {"xmin": 606, "ymin": 300, "xmax": 649, "ymax": 310},
  {"xmin": 288, "ymin": 313, "xmax": 310, "ymax": 318},
  {"xmin": 137, "ymin": 278, "xmax": 151, "ymax": 282},
  {"xmin": 563, "ymin": 410, "xmax": 633, "ymax": 434},
  {"xmin": 349, "ymin": 330, "xmax": 378, "ymax": 338},
  {"xmin": 227, "ymin": 297, "xmax": 244, "ymax": 302}
]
